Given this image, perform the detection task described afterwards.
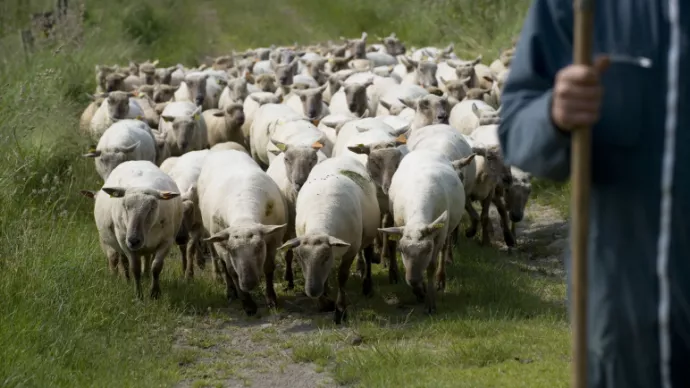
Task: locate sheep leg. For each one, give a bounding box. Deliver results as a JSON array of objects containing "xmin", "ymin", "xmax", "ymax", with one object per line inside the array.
[
  {"xmin": 480, "ymin": 193, "xmax": 494, "ymax": 246},
  {"xmin": 425, "ymin": 247, "xmax": 440, "ymax": 314},
  {"xmin": 185, "ymin": 241, "xmax": 196, "ymax": 279},
  {"xmin": 142, "ymin": 255, "xmax": 154, "ymax": 278},
  {"xmin": 195, "ymin": 239, "xmax": 207, "ymax": 270},
  {"xmin": 437, "ymin": 235, "xmax": 450, "ymax": 292},
  {"xmin": 317, "ymin": 278, "xmax": 336, "ymax": 312},
  {"xmin": 210, "ymin": 249, "xmax": 225, "ymax": 283},
  {"xmin": 465, "ymin": 202, "xmax": 480, "ymax": 238},
  {"xmin": 106, "ymin": 249, "xmax": 119, "ymax": 275},
  {"xmin": 120, "ymin": 254, "xmax": 130, "ymax": 280},
  {"xmin": 511, "ymin": 222, "xmax": 517, "ymax": 240},
  {"xmin": 217, "ymin": 255, "xmax": 239, "ymax": 303},
  {"xmin": 492, "ymin": 196, "xmax": 516, "ymax": 247},
  {"xmin": 334, "ymin": 253, "xmax": 355, "ymax": 324},
  {"xmin": 355, "ymin": 253, "xmax": 365, "ymax": 278},
  {"xmin": 150, "ymin": 246, "xmax": 171, "ymax": 299},
  {"xmin": 264, "ymin": 245, "xmax": 278, "ymax": 309},
  {"xmin": 383, "ymin": 214, "xmax": 399, "ymax": 284},
  {"xmin": 283, "ymin": 249, "xmax": 295, "ymax": 291},
  {"xmin": 179, "ymin": 243, "xmax": 188, "ymax": 278},
  {"xmin": 362, "ymin": 245, "xmax": 375, "ymax": 297},
  {"xmin": 126, "ymin": 253, "xmax": 143, "ymax": 300}
]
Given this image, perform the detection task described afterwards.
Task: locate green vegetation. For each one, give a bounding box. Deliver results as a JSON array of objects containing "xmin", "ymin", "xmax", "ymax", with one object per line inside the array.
[{"xmin": 0, "ymin": 0, "xmax": 571, "ymax": 387}]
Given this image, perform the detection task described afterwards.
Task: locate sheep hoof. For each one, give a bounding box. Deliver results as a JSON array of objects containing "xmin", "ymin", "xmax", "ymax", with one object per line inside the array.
[
  {"xmin": 334, "ymin": 307, "xmax": 348, "ymax": 324},
  {"xmin": 504, "ymin": 231, "xmax": 516, "ymax": 247},
  {"xmin": 150, "ymin": 286, "xmax": 161, "ymax": 299},
  {"xmin": 318, "ymin": 298, "xmax": 336, "ymax": 313},
  {"xmin": 465, "ymin": 227, "xmax": 477, "ymax": 238},
  {"xmin": 362, "ymin": 277, "xmax": 373, "ymax": 297},
  {"xmin": 242, "ymin": 299, "xmax": 258, "ymax": 316}
]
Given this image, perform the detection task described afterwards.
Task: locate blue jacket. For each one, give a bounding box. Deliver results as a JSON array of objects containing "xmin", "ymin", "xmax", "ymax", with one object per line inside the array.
[{"xmin": 498, "ymin": 1, "xmax": 690, "ymax": 387}]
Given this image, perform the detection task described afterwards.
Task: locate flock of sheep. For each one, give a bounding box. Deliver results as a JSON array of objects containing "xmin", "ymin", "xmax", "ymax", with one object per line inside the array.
[{"xmin": 78, "ymin": 32, "xmax": 531, "ymax": 324}]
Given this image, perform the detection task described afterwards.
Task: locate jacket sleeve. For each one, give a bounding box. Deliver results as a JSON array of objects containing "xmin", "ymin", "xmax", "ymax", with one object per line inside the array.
[{"xmin": 497, "ymin": 0, "xmax": 574, "ymax": 182}]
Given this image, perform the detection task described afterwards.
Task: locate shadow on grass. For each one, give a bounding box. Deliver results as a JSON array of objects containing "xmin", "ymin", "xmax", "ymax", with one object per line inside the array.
[{"xmin": 157, "ymin": 232, "xmax": 566, "ymax": 330}]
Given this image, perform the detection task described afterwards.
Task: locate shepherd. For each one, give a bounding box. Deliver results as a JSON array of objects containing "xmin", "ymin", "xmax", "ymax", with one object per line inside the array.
[{"xmin": 498, "ymin": 1, "xmax": 690, "ymax": 387}]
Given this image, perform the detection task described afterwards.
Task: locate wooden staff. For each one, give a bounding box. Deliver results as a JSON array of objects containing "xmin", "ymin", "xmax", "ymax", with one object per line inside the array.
[{"xmin": 570, "ymin": 0, "xmax": 594, "ymax": 387}]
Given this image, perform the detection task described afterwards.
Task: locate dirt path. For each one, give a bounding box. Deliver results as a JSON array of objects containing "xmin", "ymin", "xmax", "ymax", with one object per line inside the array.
[{"xmin": 173, "ymin": 202, "xmax": 568, "ymax": 388}]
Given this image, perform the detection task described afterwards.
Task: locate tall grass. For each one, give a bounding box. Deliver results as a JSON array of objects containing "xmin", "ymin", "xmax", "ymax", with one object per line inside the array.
[{"xmin": 0, "ymin": 0, "xmax": 537, "ymax": 386}]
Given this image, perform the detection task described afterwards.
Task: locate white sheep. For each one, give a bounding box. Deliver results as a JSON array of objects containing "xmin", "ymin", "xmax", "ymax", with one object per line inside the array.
[
  {"xmin": 283, "ymin": 84, "xmax": 330, "ymax": 122},
  {"xmin": 266, "ymin": 119, "xmax": 331, "ymax": 164},
  {"xmin": 89, "ymin": 91, "xmax": 145, "ymax": 140},
  {"xmin": 316, "ymin": 113, "xmax": 359, "ymax": 149},
  {"xmin": 449, "ymin": 99, "xmax": 498, "ymax": 135},
  {"xmin": 203, "ymin": 103, "xmax": 245, "ymax": 147},
  {"xmin": 210, "ymin": 141, "xmax": 249, "ymax": 153},
  {"xmin": 249, "ymin": 103, "xmax": 305, "ymax": 168},
  {"xmin": 83, "ymin": 119, "xmax": 157, "ymax": 181},
  {"xmin": 158, "ymin": 101, "xmax": 208, "ymax": 156},
  {"xmin": 242, "ymin": 92, "xmax": 282, "ymax": 146},
  {"xmin": 198, "ymin": 150, "xmax": 288, "ymax": 316},
  {"xmin": 173, "ymin": 72, "xmax": 226, "ymax": 110},
  {"xmin": 375, "ymin": 84, "xmax": 428, "ymax": 117},
  {"xmin": 95, "ymin": 160, "xmax": 184, "ymax": 299},
  {"xmin": 378, "ymin": 149, "xmax": 473, "ymax": 313},
  {"xmin": 161, "ymin": 150, "xmax": 210, "ymax": 279},
  {"xmin": 398, "ymin": 94, "xmax": 451, "ymax": 130},
  {"xmin": 279, "ymin": 155, "xmax": 380, "ymax": 323}
]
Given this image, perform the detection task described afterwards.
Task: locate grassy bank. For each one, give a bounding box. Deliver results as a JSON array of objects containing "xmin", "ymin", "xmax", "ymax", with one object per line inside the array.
[{"xmin": 0, "ymin": 0, "xmax": 571, "ymax": 387}]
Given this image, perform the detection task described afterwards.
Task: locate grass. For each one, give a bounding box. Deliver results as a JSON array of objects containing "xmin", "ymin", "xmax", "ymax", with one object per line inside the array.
[{"xmin": 0, "ymin": 0, "xmax": 572, "ymax": 387}]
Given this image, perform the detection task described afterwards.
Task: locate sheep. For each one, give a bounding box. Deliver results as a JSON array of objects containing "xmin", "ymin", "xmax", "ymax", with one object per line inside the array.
[
  {"xmin": 160, "ymin": 150, "xmax": 210, "ymax": 279},
  {"xmin": 242, "ymin": 92, "xmax": 282, "ymax": 148},
  {"xmin": 399, "ymin": 57, "xmax": 439, "ymax": 88},
  {"xmin": 159, "ymin": 156, "xmax": 179, "ymax": 173},
  {"xmin": 458, "ymin": 127, "xmax": 514, "ymax": 247},
  {"xmin": 174, "ymin": 72, "xmax": 226, "ymax": 110},
  {"xmin": 398, "ymin": 94, "xmax": 451, "ymax": 130},
  {"xmin": 218, "ymin": 77, "xmax": 249, "ymax": 109},
  {"xmin": 80, "ymin": 94, "xmax": 106, "ymax": 136},
  {"xmin": 279, "ymin": 155, "xmax": 380, "ymax": 323},
  {"xmin": 438, "ymin": 76, "xmax": 472, "ymax": 102},
  {"xmin": 95, "ymin": 65, "xmax": 117, "ymax": 93},
  {"xmin": 446, "ymin": 56, "xmax": 493, "ymax": 89},
  {"xmin": 203, "ymin": 103, "xmax": 245, "ymax": 147},
  {"xmin": 198, "ymin": 150, "xmax": 288, "ymax": 315},
  {"xmin": 449, "ymin": 100, "xmax": 499, "ymax": 135},
  {"xmin": 158, "ymin": 101, "xmax": 208, "ymax": 156},
  {"xmin": 470, "ymin": 124, "xmax": 532, "ymax": 245},
  {"xmin": 89, "ymin": 91, "xmax": 145, "ymax": 140},
  {"xmin": 250, "ymin": 103, "xmax": 306, "ymax": 168},
  {"xmin": 409, "ymin": 44, "xmax": 455, "ymax": 62},
  {"xmin": 153, "ymin": 84, "xmax": 178, "ymax": 103},
  {"xmin": 83, "ymin": 119, "xmax": 157, "ymax": 181},
  {"xmin": 132, "ymin": 94, "xmax": 161, "ymax": 129},
  {"xmin": 375, "ymin": 84, "xmax": 428, "ymax": 116},
  {"xmin": 266, "ymin": 119, "xmax": 331, "ymax": 164},
  {"xmin": 299, "ymin": 57, "xmax": 329, "ymax": 85},
  {"xmin": 366, "ymin": 52, "xmax": 398, "ymax": 68},
  {"xmin": 377, "ymin": 32, "xmax": 406, "ymax": 56},
  {"xmin": 210, "ymin": 141, "xmax": 249, "ymax": 153},
  {"xmin": 316, "ymin": 113, "xmax": 359, "ymax": 149},
  {"xmin": 102, "ymin": 72, "xmax": 128, "ymax": 93},
  {"xmin": 378, "ymin": 149, "xmax": 474, "ymax": 313},
  {"xmin": 328, "ymin": 80, "xmax": 373, "ymax": 118},
  {"xmin": 95, "ymin": 160, "xmax": 184, "ymax": 299},
  {"xmin": 155, "ymin": 66, "xmax": 178, "ymax": 85},
  {"xmin": 284, "ymin": 84, "xmax": 330, "ymax": 122},
  {"xmin": 266, "ymin": 142, "xmax": 328, "ymax": 290}
]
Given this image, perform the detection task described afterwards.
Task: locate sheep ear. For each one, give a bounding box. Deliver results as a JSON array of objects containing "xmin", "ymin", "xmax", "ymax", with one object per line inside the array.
[
  {"xmin": 102, "ymin": 187, "xmax": 126, "ymax": 198},
  {"xmin": 311, "ymin": 118, "xmax": 320, "ymax": 126},
  {"xmin": 347, "ymin": 143, "xmax": 370, "ymax": 155},
  {"xmin": 161, "ymin": 115, "xmax": 175, "ymax": 123},
  {"xmin": 398, "ymin": 97, "xmax": 416, "ymax": 109},
  {"xmin": 204, "ymin": 229, "xmax": 230, "ymax": 243},
  {"xmin": 119, "ymin": 141, "xmax": 140, "ymax": 154},
  {"xmin": 394, "ymin": 134, "xmax": 407, "ymax": 145},
  {"xmin": 421, "ymin": 211, "xmax": 448, "ymax": 238},
  {"xmin": 79, "ymin": 190, "xmax": 97, "ymax": 199},
  {"xmin": 155, "ymin": 190, "xmax": 180, "ymax": 200},
  {"xmin": 212, "ymin": 110, "xmax": 225, "ymax": 117},
  {"xmin": 471, "ymin": 146, "xmax": 487, "ymax": 157},
  {"xmin": 271, "ymin": 139, "xmax": 287, "ymax": 152},
  {"xmin": 261, "ymin": 223, "xmax": 287, "ymax": 237},
  {"xmin": 279, "ymin": 237, "xmax": 302, "ymax": 252},
  {"xmin": 471, "ymin": 103, "xmax": 480, "ymax": 117},
  {"xmin": 83, "ymin": 146, "xmax": 101, "ymax": 158},
  {"xmin": 452, "ymin": 153, "xmax": 476, "ymax": 170},
  {"xmin": 328, "ymin": 236, "xmax": 350, "ymax": 248},
  {"xmin": 378, "ymin": 226, "xmax": 404, "ymax": 240},
  {"xmin": 311, "ymin": 141, "xmax": 324, "ymax": 150}
]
